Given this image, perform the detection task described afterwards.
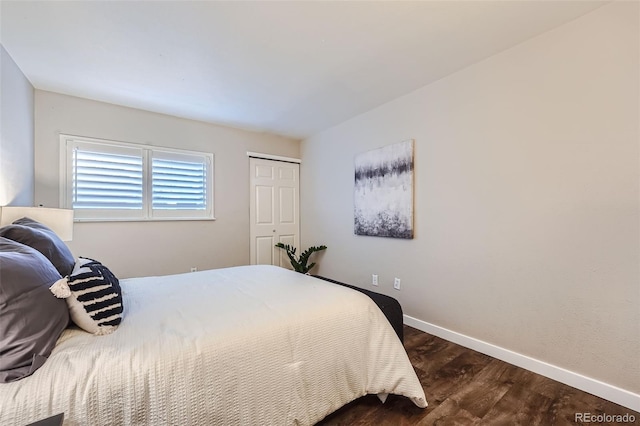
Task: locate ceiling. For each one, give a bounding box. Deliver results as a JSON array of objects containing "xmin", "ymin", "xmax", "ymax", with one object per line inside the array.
[{"xmin": 1, "ymin": 1, "xmax": 606, "ymax": 140}]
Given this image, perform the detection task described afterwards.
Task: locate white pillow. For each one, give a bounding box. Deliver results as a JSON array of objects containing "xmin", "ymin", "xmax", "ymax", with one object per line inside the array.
[{"xmin": 50, "ymin": 257, "xmax": 123, "ymax": 335}]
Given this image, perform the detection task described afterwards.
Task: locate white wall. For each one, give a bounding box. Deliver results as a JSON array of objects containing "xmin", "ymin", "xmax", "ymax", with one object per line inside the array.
[
  {"xmin": 0, "ymin": 45, "xmax": 34, "ymax": 206},
  {"xmin": 35, "ymin": 91, "xmax": 299, "ymax": 278},
  {"xmin": 301, "ymin": 1, "xmax": 639, "ymax": 397}
]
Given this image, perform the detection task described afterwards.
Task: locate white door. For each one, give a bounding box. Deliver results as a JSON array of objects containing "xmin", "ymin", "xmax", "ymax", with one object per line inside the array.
[{"xmin": 249, "ymin": 157, "xmax": 300, "ymax": 267}]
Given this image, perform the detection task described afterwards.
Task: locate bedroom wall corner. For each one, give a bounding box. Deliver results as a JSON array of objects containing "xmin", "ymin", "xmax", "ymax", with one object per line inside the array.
[
  {"xmin": 0, "ymin": 44, "xmax": 34, "ymax": 206},
  {"xmin": 300, "ymin": 0, "xmax": 639, "ymax": 405}
]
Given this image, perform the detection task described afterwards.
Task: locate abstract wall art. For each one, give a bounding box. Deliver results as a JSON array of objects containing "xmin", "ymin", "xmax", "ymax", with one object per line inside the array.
[{"xmin": 354, "ymin": 140, "xmax": 414, "ymax": 239}]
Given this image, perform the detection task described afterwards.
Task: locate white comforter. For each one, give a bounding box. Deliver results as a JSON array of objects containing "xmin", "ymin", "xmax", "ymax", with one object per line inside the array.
[{"xmin": 0, "ymin": 265, "xmax": 426, "ymax": 425}]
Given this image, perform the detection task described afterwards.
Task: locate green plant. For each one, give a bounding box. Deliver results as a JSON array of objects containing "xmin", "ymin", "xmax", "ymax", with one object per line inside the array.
[{"xmin": 275, "ymin": 243, "xmax": 327, "ymax": 274}]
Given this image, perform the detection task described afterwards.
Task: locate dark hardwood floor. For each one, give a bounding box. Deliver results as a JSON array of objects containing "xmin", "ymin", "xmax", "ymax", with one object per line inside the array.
[{"xmin": 319, "ymin": 325, "xmax": 639, "ymax": 425}]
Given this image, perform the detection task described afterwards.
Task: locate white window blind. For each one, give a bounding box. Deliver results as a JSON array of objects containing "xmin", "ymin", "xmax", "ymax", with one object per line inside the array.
[
  {"xmin": 60, "ymin": 135, "xmax": 214, "ymax": 221},
  {"xmin": 152, "ymin": 156, "xmax": 206, "ymax": 210},
  {"xmin": 73, "ymin": 150, "xmax": 144, "ymax": 210}
]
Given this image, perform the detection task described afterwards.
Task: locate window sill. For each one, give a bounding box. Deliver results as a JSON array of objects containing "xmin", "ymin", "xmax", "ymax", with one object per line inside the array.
[{"xmin": 73, "ymin": 217, "xmax": 216, "ymax": 223}]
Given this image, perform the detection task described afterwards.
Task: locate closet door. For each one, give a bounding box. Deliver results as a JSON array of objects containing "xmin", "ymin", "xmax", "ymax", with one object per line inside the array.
[{"xmin": 249, "ymin": 157, "xmax": 300, "ymax": 268}]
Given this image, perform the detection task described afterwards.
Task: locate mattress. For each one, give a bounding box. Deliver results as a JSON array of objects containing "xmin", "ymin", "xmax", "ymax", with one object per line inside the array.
[{"xmin": 0, "ymin": 265, "xmax": 426, "ymax": 425}]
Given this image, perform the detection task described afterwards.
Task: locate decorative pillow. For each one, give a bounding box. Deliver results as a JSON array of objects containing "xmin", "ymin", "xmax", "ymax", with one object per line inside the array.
[
  {"xmin": 50, "ymin": 257, "xmax": 123, "ymax": 335},
  {"xmin": 0, "ymin": 237, "xmax": 70, "ymax": 383},
  {"xmin": 0, "ymin": 217, "xmax": 75, "ymax": 277}
]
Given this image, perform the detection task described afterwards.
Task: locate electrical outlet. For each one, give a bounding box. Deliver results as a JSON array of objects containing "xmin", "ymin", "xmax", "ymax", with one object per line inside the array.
[
  {"xmin": 372, "ymin": 274, "xmax": 378, "ymax": 286},
  {"xmin": 190, "ymin": 267, "xmax": 198, "ymax": 272},
  {"xmin": 393, "ymin": 277, "xmax": 401, "ymax": 290}
]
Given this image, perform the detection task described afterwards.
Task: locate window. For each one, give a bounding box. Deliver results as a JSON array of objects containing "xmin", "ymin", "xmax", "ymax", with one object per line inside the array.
[{"xmin": 60, "ymin": 135, "xmax": 214, "ymax": 221}]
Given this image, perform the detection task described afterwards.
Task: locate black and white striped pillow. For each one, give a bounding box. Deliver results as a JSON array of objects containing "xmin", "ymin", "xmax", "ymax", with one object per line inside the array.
[{"xmin": 50, "ymin": 257, "xmax": 123, "ymax": 335}]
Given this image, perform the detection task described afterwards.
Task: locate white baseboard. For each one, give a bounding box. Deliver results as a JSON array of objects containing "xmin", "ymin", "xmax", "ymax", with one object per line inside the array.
[{"xmin": 404, "ymin": 315, "xmax": 640, "ymax": 413}]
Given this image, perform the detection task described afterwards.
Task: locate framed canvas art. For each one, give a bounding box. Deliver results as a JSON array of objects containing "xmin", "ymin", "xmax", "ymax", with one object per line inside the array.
[{"xmin": 354, "ymin": 140, "xmax": 414, "ymax": 239}]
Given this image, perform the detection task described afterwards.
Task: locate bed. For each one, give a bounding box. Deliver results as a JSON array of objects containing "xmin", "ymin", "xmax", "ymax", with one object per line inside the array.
[{"xmin": 1, "ymin": 264, "xmax": 427, "ymax": 425}]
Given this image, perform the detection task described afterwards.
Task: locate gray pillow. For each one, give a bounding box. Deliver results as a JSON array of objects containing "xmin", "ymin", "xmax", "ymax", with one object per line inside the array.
[
  {"xmin": 0, "ymin": 217, "xmax": 75, "ymax": 277},
  {"xmin": 0, "ymin": 237, "xmax": 70, "ymax": 382}
]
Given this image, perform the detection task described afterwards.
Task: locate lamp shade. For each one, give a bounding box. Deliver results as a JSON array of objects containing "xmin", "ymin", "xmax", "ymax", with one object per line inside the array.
[{"xmin": 0, "ymin": 207, "xmax": 74, "ymax": 241}]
